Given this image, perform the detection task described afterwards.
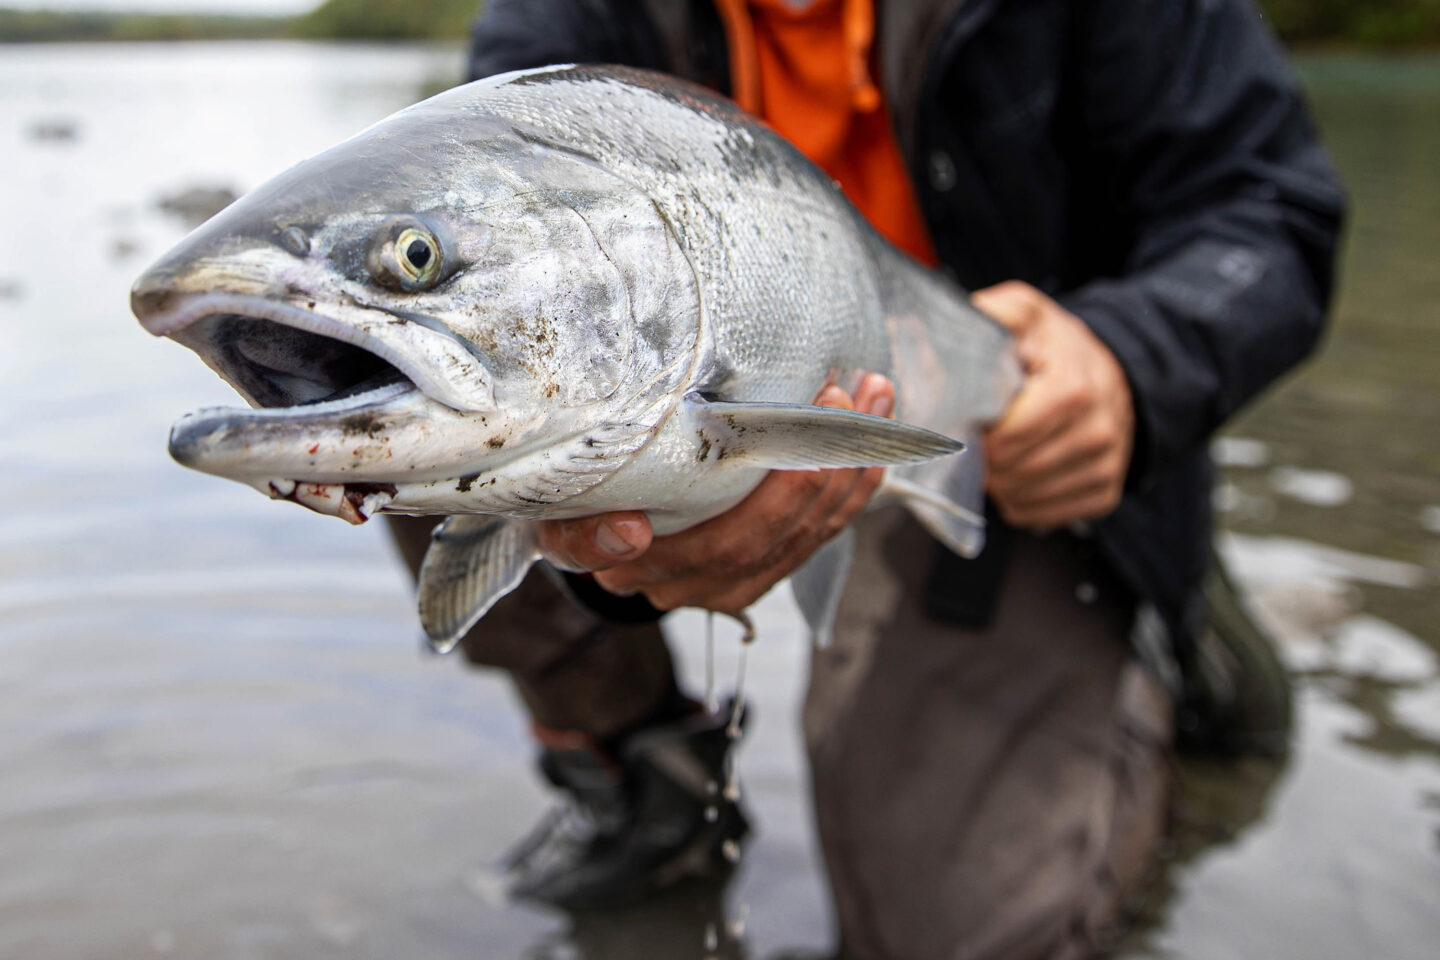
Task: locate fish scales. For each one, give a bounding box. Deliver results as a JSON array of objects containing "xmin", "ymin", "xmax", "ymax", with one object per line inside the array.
[
  {"xmin": 484, "ymin": 68, "xmax": 888, "ymax": 399},
  {"xmin": 131, "ymin": 65, "xmax": 1019, "ymax": 648}
]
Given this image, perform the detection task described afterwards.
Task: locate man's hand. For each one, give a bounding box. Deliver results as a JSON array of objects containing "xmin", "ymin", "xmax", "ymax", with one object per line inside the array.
[
  {"xmin": 974, "ymin": 281, "xmax": 1135, "ymax": 531},
  {"xmin": 536, "ymin": 374, "xmax": 895, "ymax": 614}
]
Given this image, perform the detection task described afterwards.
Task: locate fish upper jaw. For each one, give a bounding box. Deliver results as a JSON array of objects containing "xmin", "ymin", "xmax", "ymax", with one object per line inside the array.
[{"xmin": 131, "ymin": 286, "xmax": 496, "ymax": 414}]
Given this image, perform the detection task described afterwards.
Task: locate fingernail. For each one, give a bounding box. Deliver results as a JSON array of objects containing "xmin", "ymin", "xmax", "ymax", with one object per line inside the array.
[
  {"xmin": 866, "ymin": 394, "xmax": 893, "ymax": 418},
  {"xmin": 596, "ymin": 518, "xmax": 645, "ymax": 557}
]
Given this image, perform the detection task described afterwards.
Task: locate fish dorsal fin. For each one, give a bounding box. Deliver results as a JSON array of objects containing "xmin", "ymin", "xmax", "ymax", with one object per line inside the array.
[
  {"xmin": 790, "ymin": 526, "xmax": 855, "ymax": 648},
  {"xmin": 418, "ymin": 515, "xmax": 539, "ymax": 653},
  {"xmin": 684, "ymin": 395, "xmax": 963, "ymax": 470}
]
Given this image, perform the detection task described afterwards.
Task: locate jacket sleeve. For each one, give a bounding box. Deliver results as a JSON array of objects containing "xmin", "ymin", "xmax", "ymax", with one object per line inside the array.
[
  {"xmin": 467, "ymin": 0, "xmax": 665, "ymax": 82},
  {"xmin": 1056, "ymin": 0, "xmax": 1346, "ymax": 487}
]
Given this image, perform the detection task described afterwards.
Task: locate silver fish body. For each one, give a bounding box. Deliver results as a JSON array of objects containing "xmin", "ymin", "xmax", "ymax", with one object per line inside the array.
[{"xmin": 131, "ymin": 65, "xmax": 1019, "ymax": 647}]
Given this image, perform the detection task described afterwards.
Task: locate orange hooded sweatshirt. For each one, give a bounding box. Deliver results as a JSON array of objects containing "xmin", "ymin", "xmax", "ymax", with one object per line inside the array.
[{"xmin": 713, "ymin": 0, "xmax": 937, "ymax": 265}]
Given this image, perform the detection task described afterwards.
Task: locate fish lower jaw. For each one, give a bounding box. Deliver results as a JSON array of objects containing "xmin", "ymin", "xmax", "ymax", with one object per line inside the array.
[
  {"xmin": 253, "ymin": 476, "xmax": 529, "ymax": 525},
  {"xmin": 169, "ymin": 375, "xmax": 530, "ymax": 488}
]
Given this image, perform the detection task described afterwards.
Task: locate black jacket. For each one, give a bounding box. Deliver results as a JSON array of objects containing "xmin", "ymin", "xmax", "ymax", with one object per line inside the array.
[{"xmin": 465, "ymin": 0, "xmax": 1346, "ymax": 659}]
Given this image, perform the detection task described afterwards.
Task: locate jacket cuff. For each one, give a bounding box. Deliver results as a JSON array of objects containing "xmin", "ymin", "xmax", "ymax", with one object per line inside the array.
[
  {"xmin": 560, "ymin": 571, "xmax": 667, "ymax": 624},
  {"xmin": 1058, "ymin": 291, "xmax": 1161, "ymax": 492}
]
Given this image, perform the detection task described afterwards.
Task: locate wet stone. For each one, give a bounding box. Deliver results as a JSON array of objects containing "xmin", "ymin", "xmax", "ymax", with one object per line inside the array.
[
  {"xmin": 1211, "ymin": 436, "xmax": 1271, "ymax": 468},
  {"xmin": 1421, "ymin": 506, "xmax": 1440, "ymax": 535},
  {"xmin": 28, "ymin": 117, "xmax": 78, "ymax": 143},
  {"xmin": 156, "ymin": 184, "xmax": 240, "ymax": 228},
  {"xmin": 1268, "ymin": 466, "xmax": 1354, "ymax": 508},
  {"xmin": 110, "ymin": 236, "xmax": 142, "ymax": 262},
  {"xmin": 1391, "ymin": 685, "xmax": 1440, "ymax": 742},
  {"xmin": 1330, "ymin": 615, "xmax": 1437, "ymax": 683}
]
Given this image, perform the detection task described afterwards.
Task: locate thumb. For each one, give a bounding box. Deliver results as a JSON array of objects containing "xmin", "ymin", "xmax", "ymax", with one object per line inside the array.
[
  {"xmin": 536, "ymin": 512, "xmax": 652, "ymax": 572},
  {"xmin": 849, "ymin": 373, "xmax": 896, "ymax": 418}
]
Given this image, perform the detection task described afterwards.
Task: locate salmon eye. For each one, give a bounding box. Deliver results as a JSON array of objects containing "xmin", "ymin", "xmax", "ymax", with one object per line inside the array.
[
  {"xmin": 395, "ymin": 227, "xmax": 440, "ymax": 287},
  {"xmin": 366, "ymin": 217, "xmax": 448, "ymax": 292}
]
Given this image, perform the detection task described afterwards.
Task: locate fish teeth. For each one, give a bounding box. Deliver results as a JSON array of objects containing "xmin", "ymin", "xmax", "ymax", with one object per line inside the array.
[
  {"xmin": 294, "ymin": 482, "xmax": 350, "ymax": 518},
  {"xmin": 355, "ymin": 488, "xmax": 395, "ymax": 522},
  {"xmin": 265, "ymin": 479, "xmax": 296, "ymax": 499},
  {"xmin": 249, "ymin": 478, "xmax": 391, "ymax": 525}
]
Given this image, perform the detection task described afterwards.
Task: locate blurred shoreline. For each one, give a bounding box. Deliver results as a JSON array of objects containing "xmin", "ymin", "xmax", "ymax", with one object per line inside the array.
[
  {"xmin": 2, "ymin": 1, "xmax": 1439, "ymax": 48},
  {"xmin": 0, "ymin": 0, "xmax": 475, "ymax": 43},
  {"xmin": 0, "ymin": 8, "xmax": 289, "ymax": 42}
]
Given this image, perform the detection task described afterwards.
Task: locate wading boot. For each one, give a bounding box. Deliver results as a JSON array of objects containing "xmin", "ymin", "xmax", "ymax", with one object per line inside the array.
[
  {"xmin": 1176, "ymin": 542, "xmax": 1294, "ymax": 757},
  {"xmin": 505, "ymin": 702, "xmax": 750, "ymax": 910}
]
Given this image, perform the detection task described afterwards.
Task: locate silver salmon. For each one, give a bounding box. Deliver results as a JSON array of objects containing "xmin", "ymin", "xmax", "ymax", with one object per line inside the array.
[{"xmin": 131, "ymin": 65, "xmax": 1019, "ymax": 649}]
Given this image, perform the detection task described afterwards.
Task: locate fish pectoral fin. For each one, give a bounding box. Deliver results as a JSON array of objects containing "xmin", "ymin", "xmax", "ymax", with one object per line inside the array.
[
  {"xmin": 882, "ymin": 431, "xmax": 988, "ymax": 559},
  {"xmin": 790, "ymin": 526, "xmax": 855, "ymax": 649},
  {"xmin": 418, "ymin": 515, "xmax": 539, "ymax": 653},
  {"xmin": 685, "ymin": 395, "xmax": 963, "ymax": 469}
]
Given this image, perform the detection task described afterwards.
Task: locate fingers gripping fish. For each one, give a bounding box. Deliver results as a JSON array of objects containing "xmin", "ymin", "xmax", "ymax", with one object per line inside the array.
[{"xmin": 130, "ymin": 65, "xmax": 1020, "ymax": 651}]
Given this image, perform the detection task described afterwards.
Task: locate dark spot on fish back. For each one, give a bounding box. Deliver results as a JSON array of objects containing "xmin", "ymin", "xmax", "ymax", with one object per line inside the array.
[{"xmin": 486, "ymin": 437, "xmax": 505, "ymax": 449}]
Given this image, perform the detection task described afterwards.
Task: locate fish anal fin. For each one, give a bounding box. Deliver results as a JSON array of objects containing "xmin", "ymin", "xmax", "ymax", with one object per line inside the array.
[
  {"xmin": 790, "ymin": 527, "xmax": 855, "ymax": 648},
  {"xmin": 883, "ymin": 432, "xmax": 988, "ymax": 559}
]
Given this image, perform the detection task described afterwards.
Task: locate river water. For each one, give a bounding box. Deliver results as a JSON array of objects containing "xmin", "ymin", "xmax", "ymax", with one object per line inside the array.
[{"xmin": 0, "ymin": 42, "xmax": 1435, "ymax": 960}]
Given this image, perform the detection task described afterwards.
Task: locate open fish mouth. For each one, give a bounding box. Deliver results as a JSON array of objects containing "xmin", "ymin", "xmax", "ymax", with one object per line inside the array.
[
  {"xmin": 163, "ymin": 307, "xmax": 423, "ymax": 524},
  {"xmin": 182, "ymin": 312, "xmax": 414, "ymax": 410},
  {"xmin": 139, "ymin": 290, "xmax": 496, "ymax": 413},
  {"xmin": 140, "ymin": 292, "xmax": 492, "ymax": 524}
]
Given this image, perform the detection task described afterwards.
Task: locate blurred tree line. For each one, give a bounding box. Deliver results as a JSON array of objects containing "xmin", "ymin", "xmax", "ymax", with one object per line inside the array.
[
  {"xmin": 289, "ymin": 0, "xmax": 477, "ymax": 41},
  {"xmin": 0, "ymin": 8, "xmax": 288, "ymax": 41},
  {"xmin": 1264, "ymin": 0, "xmax": 1440, "ymax": 44},
  {"xmin": 2, "ymin": 0, "xmax": 1438, "ymax": 45}
]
